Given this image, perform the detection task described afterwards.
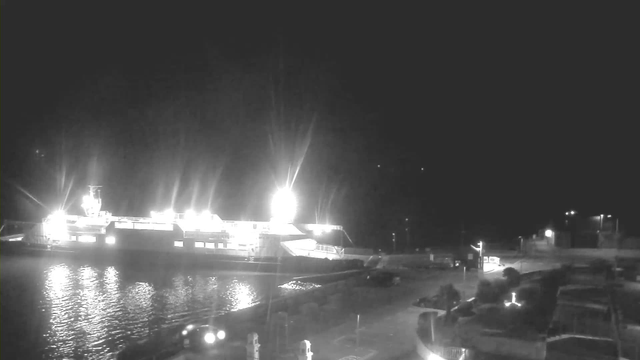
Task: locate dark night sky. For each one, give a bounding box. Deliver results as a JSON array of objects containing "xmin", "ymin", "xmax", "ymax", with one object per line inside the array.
[{"xmin": 2, "ymin": 3, "xmax": 639, "ymax": 247}]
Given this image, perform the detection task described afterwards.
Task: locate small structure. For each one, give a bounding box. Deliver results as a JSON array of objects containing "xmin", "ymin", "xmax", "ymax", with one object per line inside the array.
[
  {"xmin": 298, "ymin": 340, "xmax": 312, "ymax": 360},
  {"xmin": 247, "ymin": 332, "xmax": 260, "ymax": 360}
]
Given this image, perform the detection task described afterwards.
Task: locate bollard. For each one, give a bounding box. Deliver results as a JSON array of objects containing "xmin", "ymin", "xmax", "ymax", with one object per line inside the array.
[
  {"xmin": 298, "ymin": 340, "xmax": 312, "ymax": 360},
  {"xmin": 247, "ymin": 332, "xmax": 260, "ymax": 360}
]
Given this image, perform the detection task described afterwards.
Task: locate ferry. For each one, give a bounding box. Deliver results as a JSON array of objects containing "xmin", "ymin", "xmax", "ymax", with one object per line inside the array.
[{"xmin": 1, "ymin": 186, "xmax": 366, "ymax": 272}]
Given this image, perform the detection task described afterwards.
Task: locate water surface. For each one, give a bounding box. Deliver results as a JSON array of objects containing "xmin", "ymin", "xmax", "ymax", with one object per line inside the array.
[{"xmin": 0, "ymin": 254, "xmax": 290, "ymax": 359}]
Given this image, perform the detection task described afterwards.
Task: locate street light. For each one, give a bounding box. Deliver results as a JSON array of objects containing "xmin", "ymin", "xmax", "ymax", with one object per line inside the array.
[
  {"xmin": 545, "ymin": 229, "xmax": 555, "ymax": 246},
  {"xmin": 600, "ymin": 214, "xmax": 619, "ymax": 233},
  {"xmin": 470, "ymin": 241, "xmax": 483, "ymax": 271}
]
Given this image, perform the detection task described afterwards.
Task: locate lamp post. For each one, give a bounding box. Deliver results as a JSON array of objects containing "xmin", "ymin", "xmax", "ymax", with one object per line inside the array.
[
  {"xmin": 405, "ymin": 218, "xmax": 410, "ymax": 253},
  {"xmin": 392, "ymin": 232, "xmax": 396, "ymax": 253},
  {"xmin": 471, "ymin": 241, "xmax": 483, "ymax": 272},
  {"xmin": 599, "ymin": 214, "xmax": 604, "ymax": 231},
  {"xmin": 545, "ymin": 229, "xmax": 554, "ymax": 246},
  {"xmin": 519, "ymin": 236, "xmax": 524, "ymax": 255},
  {"xmin": 564, "ymin": 210, "xmax": 576, "ymax": 227}
]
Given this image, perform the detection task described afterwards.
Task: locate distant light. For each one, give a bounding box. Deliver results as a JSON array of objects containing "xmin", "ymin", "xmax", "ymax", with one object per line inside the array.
[
  {"xmin": 377, "ymin": 164, "xmax": 381, "ymax": 168},
  {"xmin": 421, "ymin": 167, "xmax": 424, "ymax": 171},
  {"xmin": 565, "ymin": 212, "xmax": 569, "ymax": 215},
  {"xmin": 545, "ymin": 229, "xmax": 553, "ymax": 237},
  {"xmin": 607, "ymin": 214, "xmax": 612, "ymax": 218},
  {"xmin": 271, "ymin": 188, "xmax": 297, "ymax": 223},
  {"xmin": 204, "ymin": 332, "xmax": 215, "ymax": 344},
  {"xmin": 504, "ymin": 292, "xmax": 521, "ymax": 307},
  {"xmin": 186, "ymin": 324, "xmax": 194, "ymax": 331},
  {"xmin": 181, "ymin": 330, "xmax": 188, "ymax": 336},
  {"xmin": 106, "ymin": 236, "xmax": 116, "ymax": 245},
  {"xmin": 405, "ymin": 218, "xmax": 409, "ymax": 221},
  {"xmin": 570, "ymin": 210, "xmax": 576, "ymax": 215},
  {"xmin": 216, "ymin": 330, "xmax": 226, "ymax": 340},
  {"xmin": 601, "ymin": 214, "xmax": 605, "ymax": 217}
]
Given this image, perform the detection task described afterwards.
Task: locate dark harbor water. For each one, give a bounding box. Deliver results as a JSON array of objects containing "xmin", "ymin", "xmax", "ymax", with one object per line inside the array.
[{"xmin": 0, "ymin": 254, "xmax": 294, "ymax": 360}]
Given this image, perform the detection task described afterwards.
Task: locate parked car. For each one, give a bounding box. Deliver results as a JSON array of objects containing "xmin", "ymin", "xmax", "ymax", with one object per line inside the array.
[{"xmin": 366, "ymin": 270, "xmax": 400, "ymax": 287}]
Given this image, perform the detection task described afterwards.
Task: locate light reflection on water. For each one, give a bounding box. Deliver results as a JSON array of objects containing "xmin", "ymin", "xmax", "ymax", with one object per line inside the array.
[{"xmin": 1, "ymin": 257, "xmax": 293, "ymax": 360}]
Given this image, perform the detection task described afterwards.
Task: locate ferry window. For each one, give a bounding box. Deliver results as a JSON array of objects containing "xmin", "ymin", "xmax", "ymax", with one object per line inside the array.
[
  {"xmin": 195, "ymin": 242, "xmax": 204, "ymax": 248},
  {"xmin": 174, "ymin": 241, "xmax": 183, "ymax": 247},
  {"xmin": 79, "ymin": 235, "xmax": 96, "ymax": 243},
  {"xmin": 205, "ymin": 243, "xmax": 216, "ymax": 249}
]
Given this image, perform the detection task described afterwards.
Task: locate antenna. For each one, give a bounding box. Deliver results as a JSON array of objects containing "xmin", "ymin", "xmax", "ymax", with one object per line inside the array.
[{"xmin": 82, "ymin": 185, "xmax": 103, "ymax": 217}]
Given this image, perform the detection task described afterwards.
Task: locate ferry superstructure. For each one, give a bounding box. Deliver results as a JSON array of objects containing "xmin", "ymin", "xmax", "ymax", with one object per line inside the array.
[{"xmin": 34, "ymin": 186, "xmax": 351, "ymax": 262}]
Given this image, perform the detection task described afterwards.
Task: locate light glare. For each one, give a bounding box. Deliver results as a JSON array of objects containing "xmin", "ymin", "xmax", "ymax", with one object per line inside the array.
[
  {"xmin": 185, "ymin": 210, "xmax": 197, "ymax": 220},
  {"xmin": 271, "ymin": 188, "xmax": 297, "ymax": 223},
  {"xmin": 216, "ymin": 330, "xmax": 226, "ymax": 340},
  {"xmin": 544, "ymin": 229, "xmax": 553, "ymax": 237},
  {"xmin": 79, "ymin": 235, "xmax": 96, "ymax": 243},
  {"xmin": 204, "ymin": 332, "xmax": 215, "ymax": 344}
]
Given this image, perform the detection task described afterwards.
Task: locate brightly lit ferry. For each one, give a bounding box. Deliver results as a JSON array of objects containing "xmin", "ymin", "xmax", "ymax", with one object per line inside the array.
[{"xmin": 16, "ymin": 186, "xmax": 356, "ymax": 264}]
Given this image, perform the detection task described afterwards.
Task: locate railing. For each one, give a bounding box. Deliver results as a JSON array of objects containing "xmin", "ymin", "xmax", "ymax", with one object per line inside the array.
[
  {"xmin": 315, "ymin": 244, "xmax": 338, "ymax": 254},
  {"xmin": 430, "ymin": 344, "xmax": 467, "ymax": 360},
  {"xmin": 416, "ymin": 337, "xmax": 467, "ymax": 360}
]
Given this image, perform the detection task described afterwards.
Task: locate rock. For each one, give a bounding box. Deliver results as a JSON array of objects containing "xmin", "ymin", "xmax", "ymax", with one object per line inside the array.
[
  {"xmin": 299, "ymin": 302, "xmax": 320, "ymax": 319},
  {"xmin": 327, "ymin": 293, "xmax": 344, "ymax": 307}
]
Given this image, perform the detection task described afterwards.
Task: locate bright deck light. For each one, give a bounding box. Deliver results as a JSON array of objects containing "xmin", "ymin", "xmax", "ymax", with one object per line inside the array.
[
  {"xmin": 185, "ymin": 210, "xmax": 197, "ymax": 221},
  {"xmin": 271, "ymin": 188, "xmax": 296, "ymax": 223},
  {"xmin": 545, "ymin": 229, "xmax": 553, "ymax": 237},
  {"xmin": 200, "ymin": 210, "xmax": 212, "ymax": 222}
]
